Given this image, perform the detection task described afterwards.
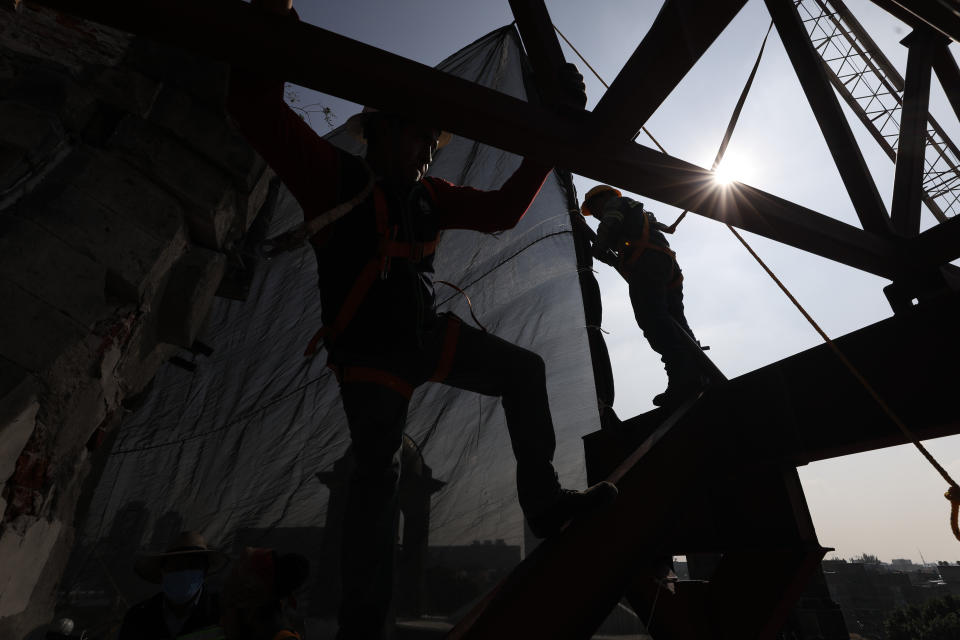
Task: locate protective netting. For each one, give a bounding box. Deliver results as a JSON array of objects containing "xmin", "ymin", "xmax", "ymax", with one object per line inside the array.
[{"xmin": 60, "ymin": 25, "xmax": 613, "ymax": 625}]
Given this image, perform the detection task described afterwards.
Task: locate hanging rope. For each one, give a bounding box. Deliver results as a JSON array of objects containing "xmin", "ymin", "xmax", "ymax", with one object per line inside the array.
[
  {"xmin": 436, "ymin": 280, "xmax": 488, "ymax": 332},
  {"xmin": 727, "ymin": 224, "xmax": 960, "ymax": 540},
  {"xmin": 555, "ymin": 20, "xmax": 960, "ymax": 541}
]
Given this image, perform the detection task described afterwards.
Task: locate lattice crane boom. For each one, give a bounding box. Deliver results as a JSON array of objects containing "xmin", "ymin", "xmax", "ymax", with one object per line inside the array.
[{"xmin": 795, "ymin": 0, "xmax": 960, "ymax": 222}]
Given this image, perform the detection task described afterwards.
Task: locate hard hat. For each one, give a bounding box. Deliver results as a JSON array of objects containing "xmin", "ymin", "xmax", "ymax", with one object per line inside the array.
[
  {"xmin": 580, "ymin": 185, "xmax": 621, "ymax": 216},
  {"xmin": 345, "ymin": 107, "xmax": 452, "ymax": 149}
]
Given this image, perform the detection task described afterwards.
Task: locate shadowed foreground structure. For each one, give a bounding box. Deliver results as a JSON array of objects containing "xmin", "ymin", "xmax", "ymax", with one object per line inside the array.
[{"xmin": 1, "ymin": 0, "xmax": 959, "ymax": 638}]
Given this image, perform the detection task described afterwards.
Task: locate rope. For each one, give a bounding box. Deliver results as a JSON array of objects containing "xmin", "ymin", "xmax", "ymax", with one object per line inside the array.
[
  {"xmin": 436, "ymin": 280, "xmax": 488, "ymax": 332},
  {"xmin": 727, "ymin": 224, "xmax": 960, "ymax": 540},
  {"xmin": 557, "ymin": 20, "xmax": 960, "ymax": 540},
  {"xmin": 552, "ymin": 24, "xmax": 667, "ymax": 154},
  {"xmin": 555, "ymin": 21, "xmax": 772, "ymax": 234}
]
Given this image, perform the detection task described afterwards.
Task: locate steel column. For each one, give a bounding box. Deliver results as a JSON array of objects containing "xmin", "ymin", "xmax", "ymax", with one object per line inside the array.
[
  {"xmin": 766, "ymin": 0, "xmax": 892, "ymax": 234},
  {"xmin": 891, "ymin": 28, "xmax": 938, "ymax": 236},
  {"xmin": 507, "ymin": 0, "xmax": 570, "ymax": 108}
]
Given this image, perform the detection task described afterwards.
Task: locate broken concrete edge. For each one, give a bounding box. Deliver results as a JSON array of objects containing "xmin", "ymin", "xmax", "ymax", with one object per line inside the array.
[
  {"xmin": 0, "ymin": 4, "xmax": 276, "ymax": 631},
  {"xmin": 0, "ymin": 516, "xmax": 64, "ymax": 619},
  {"xmin": 157, "ymin": 247, "xmax": 228, "ymax": 348}
]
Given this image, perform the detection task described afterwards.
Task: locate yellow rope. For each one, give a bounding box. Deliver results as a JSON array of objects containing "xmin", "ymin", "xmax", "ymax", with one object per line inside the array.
[
  {"xmin": 554, "ymin": 21, "xmax": 960, "ymax": 541},
  {"xmin": 728, "ymin": 225, "xmax": 960, "ymax": 540}
]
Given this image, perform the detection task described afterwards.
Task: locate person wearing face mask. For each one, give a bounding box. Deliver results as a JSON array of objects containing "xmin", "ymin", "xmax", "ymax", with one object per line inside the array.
[{"xmin": 118, "ymin": 531, "xmax": 228, "ymax": 640}]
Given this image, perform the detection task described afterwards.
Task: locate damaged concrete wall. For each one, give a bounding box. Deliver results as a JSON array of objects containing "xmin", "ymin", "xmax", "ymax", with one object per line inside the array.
[{"xmin": 0, "ymin": 4, "xmax": 273, "ymax": 636}]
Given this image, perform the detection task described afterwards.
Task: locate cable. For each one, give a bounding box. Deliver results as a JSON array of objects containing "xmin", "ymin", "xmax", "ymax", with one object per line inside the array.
[{"xmin": 436, "ymin": 280, "xmax": 488, "ymax": 332}]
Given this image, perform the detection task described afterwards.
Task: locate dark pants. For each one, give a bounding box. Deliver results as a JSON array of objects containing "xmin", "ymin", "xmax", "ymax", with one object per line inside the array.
[
  {"xmin": 333, "ymin": 314, "xmax": 561, "ymax": 639},
  {"xmin": 626, "ymin": 251, "xmax": 698, "ymax": 384}
]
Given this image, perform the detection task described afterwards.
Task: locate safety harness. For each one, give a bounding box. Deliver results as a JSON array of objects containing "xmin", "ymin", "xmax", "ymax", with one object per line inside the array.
[
  {"xmin": 304, "ymin": 180, "xmax": 440, "ymax": 355},
  {"xmin": 617, "ymin": 209, "xmax": 684, "ymax": 289},
  {"xmin": 303, "ymin": 178, "xmax": 463, "ymax": 398}
]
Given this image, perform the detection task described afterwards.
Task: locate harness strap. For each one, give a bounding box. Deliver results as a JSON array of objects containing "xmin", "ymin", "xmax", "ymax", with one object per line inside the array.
[
  {"xmin": 379, "ymin": 238, "xmax": 439, "ymax": 261},
  {"xmin": 622, "ymin": 212, "xmax": 676, "ymax": 266},
  {"xmin": 429, "ymin": 315, "xmax": 462, "ymax": 383},
  {"xmin": 304, "ymin": 259, "xmax": 381, "ymax": 355},
  {"xmin": 272, "ymin": 631, "xmax": 302, "ymax": 640},
  {"xmin": 332, "ymin": 364, "xmax": 415, "ymax": 399},
  {"xmin": 304, "ymin": 183, "xmax": 436, "ymax": 355}
]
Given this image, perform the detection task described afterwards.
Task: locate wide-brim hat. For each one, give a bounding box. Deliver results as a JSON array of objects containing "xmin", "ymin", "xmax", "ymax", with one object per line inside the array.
[
  {"xmin": 344, "ymin": 107, "xmax": 452, "ymax": 149},
  {"xmin": 133, "ymin": 531, "xmax": 229, "ymax": 584}
]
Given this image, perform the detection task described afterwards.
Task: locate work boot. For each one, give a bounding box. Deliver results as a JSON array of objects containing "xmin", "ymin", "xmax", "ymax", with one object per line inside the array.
[
  {"xmin": 527, "ymin": 481, "xmax": 619, "ymax": 539},
  {"xmin": 652, "ymin": 376, "xmax": 706, "ymax": 408}
]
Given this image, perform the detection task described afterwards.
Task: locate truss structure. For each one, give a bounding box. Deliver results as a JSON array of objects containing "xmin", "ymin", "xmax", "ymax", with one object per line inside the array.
[{"xmin": 797, "ymin": 0, "xmax": 960, "ymax": 221}]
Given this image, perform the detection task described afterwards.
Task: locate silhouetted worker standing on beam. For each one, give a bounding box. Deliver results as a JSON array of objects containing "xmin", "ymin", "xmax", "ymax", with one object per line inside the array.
[
  {"xmin": 581, "ymin": 185, "xmax": 704, "ymax": 407},
  {"xmin": 227, "ymin": 1, "xmax": 616, "ymax": 638}
]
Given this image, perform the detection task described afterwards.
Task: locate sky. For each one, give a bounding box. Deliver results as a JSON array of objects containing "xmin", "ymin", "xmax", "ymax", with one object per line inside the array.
[{"xmin": 282, "ymin": 0, "xmax": 960, "ymax": 564}]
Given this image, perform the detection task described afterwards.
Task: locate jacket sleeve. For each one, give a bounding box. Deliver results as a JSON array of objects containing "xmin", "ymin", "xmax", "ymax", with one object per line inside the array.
[
  {"xmin": 432, "ymin": 158, "xmax": 552, "ymax": 232},
  {"xmin": 224, "ymin": 19, "xmax": 339, "ymax": 218},
  {"xmin": 594, "ymin": 199, "xmax": 625, "ymax": 252}
]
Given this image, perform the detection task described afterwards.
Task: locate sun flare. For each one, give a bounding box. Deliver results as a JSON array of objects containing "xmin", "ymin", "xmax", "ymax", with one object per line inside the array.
[{"xmin": 712, "ymin": 153, "xmax": 754, "ymax": 186}]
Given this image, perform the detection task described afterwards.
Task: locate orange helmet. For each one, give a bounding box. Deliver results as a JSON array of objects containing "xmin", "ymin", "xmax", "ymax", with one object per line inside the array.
[{"xmin": 580, "ymin": 184, "xmax": 621, "ymax": 216}]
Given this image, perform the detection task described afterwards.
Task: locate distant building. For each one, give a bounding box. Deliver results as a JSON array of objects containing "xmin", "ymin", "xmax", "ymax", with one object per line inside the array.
[{"xmin": 821, "ymin": 558, "xmax": 960, "ymax": 637}]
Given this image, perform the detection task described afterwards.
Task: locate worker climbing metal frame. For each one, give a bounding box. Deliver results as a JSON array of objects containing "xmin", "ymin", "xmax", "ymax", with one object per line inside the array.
[{"xmin": 23, "ymin": 0, "xmax": 960, "ymax": 637}]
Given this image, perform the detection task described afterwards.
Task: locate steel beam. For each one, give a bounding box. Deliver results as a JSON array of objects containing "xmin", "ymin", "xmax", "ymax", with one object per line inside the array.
[
  {"xmin": 891, "ymin": 29, "xmax": 938, "ymax": 236},
  {"xmin": 596, "ymin": 291, "xmax": 960, "ymax": 467},
  {"xmin": 31, "ymin": 0, "xmax": 907, "ymax": 279},
  {"xmin": 887, "ymin": 0, "xmax": 960, "ymax": 43},
  {"xmin": 933, "ymin": 44, "xmax": 960, "ymax": 126},
  {"xmin": 766, "ymin": 0, "xmax": 892, "ymax": 235},
  {"xmin": 590, "ymin": 0, "xmax": 747, "ymax": 141},
  {"xmin": 909, "ymin": 213, "xmax": 960, "ymax": 266},
  {"xmin": 507, "ymin": 0, "xmax": 569, "ymax": 108},
  {"xmin": 870, "ymin": 0, "xmax": 960, "ymax": 42}
]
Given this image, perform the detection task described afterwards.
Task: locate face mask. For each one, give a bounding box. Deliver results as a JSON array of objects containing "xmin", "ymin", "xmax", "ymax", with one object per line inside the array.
[{"xmin": 162, "ymin": 569, "xmax": 204, "ymax": 606}]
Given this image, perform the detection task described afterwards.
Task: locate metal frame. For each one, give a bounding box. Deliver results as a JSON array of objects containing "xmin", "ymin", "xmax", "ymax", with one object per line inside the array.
[
  {"xmin": 27, "ymin": 0, "xmax": 930, "ymax": 281},
  {"xmin": 796, "ymin": 0, "xmax": 960, "ymax": 223},
  {"xmin": 767, "ymin": 0, "xmax": 892, "ymax": 234},
  {"xmin": 24, "ymin": 0, "xmax": 960, "ymax": 636}
]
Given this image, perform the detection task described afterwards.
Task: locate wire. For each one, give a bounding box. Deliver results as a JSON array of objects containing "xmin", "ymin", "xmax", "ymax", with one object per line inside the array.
[{"xmin": 436, "ymin": 280, "xmax": 488, "ymax": 332}]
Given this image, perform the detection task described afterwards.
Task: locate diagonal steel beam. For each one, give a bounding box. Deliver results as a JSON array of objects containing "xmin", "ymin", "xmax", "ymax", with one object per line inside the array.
[
  {"xmin": 29, "ymin": 0, "xmax": 907, "ymax": 279},
  {"xmin": 590, "ymin": 0, "xmax": 747, "ymax": 142},
  {"xmin": 766, "ymin": 0, "xmax": 893, "ymax": 235},
  {"xmin": 884, "ymin": 0, "xmax": 960, "ymax": 43}
]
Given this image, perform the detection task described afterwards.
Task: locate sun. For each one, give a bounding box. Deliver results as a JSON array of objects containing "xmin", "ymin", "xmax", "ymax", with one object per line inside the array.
[
  {"xmin": 712, "ymin": 153, "xmax": 754, "ymax": 186},
  {"xmin": 713, "ymin": 165, "xmax": 736, "ymax": 185}
]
